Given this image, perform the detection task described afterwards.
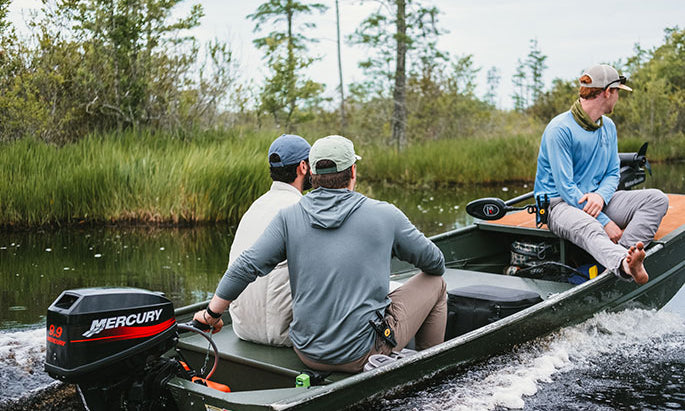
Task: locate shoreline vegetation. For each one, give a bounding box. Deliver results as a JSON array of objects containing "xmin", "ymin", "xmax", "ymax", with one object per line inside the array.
[
  {"xmin": 3, "ymin": 129, "xmax": 684, "ymax": 229},
  {"xmin": 2, "ymin": 1, "xmax": 682, "ymax": 230}
]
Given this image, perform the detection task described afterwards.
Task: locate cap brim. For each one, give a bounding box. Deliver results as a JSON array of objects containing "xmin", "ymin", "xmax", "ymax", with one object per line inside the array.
[{"xmin": 617, "ymin": 84, "xmax": 633, "ymax": 92}]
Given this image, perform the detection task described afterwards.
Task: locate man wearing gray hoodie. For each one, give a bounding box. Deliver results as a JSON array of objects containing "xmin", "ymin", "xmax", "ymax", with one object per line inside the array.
[{"xmin": 194, "ymin": 135, "xmax": 447, "ymax": 373}]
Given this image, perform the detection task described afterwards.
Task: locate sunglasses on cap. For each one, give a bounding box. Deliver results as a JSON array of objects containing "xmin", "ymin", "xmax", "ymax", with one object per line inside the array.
[{"xmin": 604, "ymin": 75, "xmax": 627, "ymax": 90}]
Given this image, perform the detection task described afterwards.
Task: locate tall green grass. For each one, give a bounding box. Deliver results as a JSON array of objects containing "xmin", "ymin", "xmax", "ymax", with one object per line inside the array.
[
  {"xmin": 0, "ymin": 130, "xmax": 275, "ymax": 227},
  {"xmin": 359, "ymin": 134, "xmax": 542, "ymax": 186},
  {"xmin": 3, "ymin": 126, "xmax": 678, "ymax": 227}
]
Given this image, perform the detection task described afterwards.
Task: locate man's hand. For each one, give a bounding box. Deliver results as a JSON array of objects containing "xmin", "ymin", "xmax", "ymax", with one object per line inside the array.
[
  {"xmin": 604, "ymin": 220, "xmax": 623, "ymax": 244},
  {"xmin": 578, "ymin": 193, "xmax": 604, "ymax": 217},
  {"xmin": 192, "ymin": 309, "xmax": 224, "ymax": 333}
]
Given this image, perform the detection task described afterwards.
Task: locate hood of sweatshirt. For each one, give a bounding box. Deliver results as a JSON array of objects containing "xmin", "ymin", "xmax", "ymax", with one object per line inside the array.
[{"xmin": 299, "ymin": 188, "xmax": 367, "ymax": 229}]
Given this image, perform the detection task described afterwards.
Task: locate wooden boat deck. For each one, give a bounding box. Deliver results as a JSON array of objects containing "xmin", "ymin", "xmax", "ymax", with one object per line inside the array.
[{"xmin": 480, "ymin": 193, "xmax": 685, "ymax": 241}]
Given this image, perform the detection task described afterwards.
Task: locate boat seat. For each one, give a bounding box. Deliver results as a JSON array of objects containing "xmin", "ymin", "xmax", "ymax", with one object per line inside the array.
[
  {"xmin": 177, "ymin": 324, "xmax": 351, "ymax": 384},
  {"xmin": 441, "ymin": 268, "xmax": 575, "ymax": 299}
]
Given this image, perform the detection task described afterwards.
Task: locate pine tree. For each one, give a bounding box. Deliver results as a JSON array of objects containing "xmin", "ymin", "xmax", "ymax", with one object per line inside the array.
[
  {"xmin": 511, "ymin": 38, "xmax": 547, "ymax": 111},
  {"xmin": 249, "ymin": 0, "xmax": 327, "ymax": 131},
  {"xmin": 512, "ymin": 59, "xmax": 527, "ymax": 111},
  {"xmin": 349, "ymin": 0, "xmax": 445, "ymax": 151},
  {"xmin": 525, "ymin": 38, "xmax": 548, "ymax": 104},
  {"xmin": 484, "ymin": 66, "xmax": 501, "ymax": 107}
]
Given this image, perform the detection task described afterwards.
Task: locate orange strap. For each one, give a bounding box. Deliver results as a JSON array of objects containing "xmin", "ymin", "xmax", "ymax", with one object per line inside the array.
[
  {"xmin": 191, "ymin": 377, "xmax": 231, "ymax": 393},
  {"xmin": 179, "ymin": 361, "xmax": 231, "ymax": 392}
]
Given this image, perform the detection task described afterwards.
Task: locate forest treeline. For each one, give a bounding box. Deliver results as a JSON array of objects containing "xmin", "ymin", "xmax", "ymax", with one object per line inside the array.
[
  {"xmin": 0, "ymin": 1, "xmax": 683, "ymax": 227},
  {"xmin": 1, "ymin": 1, "xmax": 683, "ymax": 151}
]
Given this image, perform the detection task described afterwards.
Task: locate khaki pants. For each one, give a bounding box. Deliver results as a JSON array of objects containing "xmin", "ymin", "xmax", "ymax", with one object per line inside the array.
[{"xmin": 295, "ymin": 272, "xmax": 447, "ymax": 373}]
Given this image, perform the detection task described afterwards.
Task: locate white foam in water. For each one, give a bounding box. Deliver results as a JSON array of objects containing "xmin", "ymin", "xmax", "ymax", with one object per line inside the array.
[
  {"xmin": 0, "ymin": 327, "xmax": 57, "ymax": 402},
  {"xmin": 395, "ymin": 308, "xmax": 685, "ymax": 410}
]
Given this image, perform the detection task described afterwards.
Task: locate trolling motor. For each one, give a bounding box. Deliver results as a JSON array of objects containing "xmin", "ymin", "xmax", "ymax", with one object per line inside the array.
[
  {"xmin": 618, "ymin": 142, "xmax": 651, "ymax": 190},
  {"xmin": 45, "ymin": 288, "xmax": 222, "ymax": 411},
  {"xmin": 466, "ymin": 142, "xmax": 653, "ymax": 222}
]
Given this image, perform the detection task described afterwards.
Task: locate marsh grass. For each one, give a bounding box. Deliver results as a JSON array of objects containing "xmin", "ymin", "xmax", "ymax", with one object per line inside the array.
[
  {"xmin": 0, "ymin": 130, "xmax": 274, "ymax": 227},
  {"xmin": 360, "ymin": 134, "xmax": 541, "ymax": 186},
  {"xmin": 2, "ymin": 128, "xmax": 679, "ymax": 227}
]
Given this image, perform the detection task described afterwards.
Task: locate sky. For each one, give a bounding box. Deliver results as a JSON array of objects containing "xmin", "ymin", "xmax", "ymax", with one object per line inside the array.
[{"xmin": 7, "ymin": 0, "xmax": 684, "ymax": 109}]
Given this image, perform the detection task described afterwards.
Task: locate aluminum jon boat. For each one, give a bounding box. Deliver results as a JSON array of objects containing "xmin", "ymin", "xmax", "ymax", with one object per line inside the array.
[
  {"xmin": 44, "ymin": 152, "xmax": 685, "ymax": 410},
  {"xmin": 167, "ymin": 194, "xmax": 684, "ymax": 411}
]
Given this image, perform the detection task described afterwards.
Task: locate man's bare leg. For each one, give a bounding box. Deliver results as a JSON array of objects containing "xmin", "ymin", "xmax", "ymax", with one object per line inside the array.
[{"xmin": 621, "ymin": 241, "xmax": 648, "ymax": 285}]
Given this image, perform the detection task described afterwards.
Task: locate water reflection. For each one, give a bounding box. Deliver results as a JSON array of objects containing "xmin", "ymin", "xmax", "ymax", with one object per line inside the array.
[
  {"xmin": 1, "ymin": 184, "xmax": 534, "ymax": 330},
  {"xmin": 360, "ymin": 182, "xmax": 533, "ymax": 236},
  {"xmin": 645, "ymin": 160, "xmax": 685, "ymax": 192},
  {"xmin": 0, "ymin": 227, "xmax": 233, "ymax": 329}
]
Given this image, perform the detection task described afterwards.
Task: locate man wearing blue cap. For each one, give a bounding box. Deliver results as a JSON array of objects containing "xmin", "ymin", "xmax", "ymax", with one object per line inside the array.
[
  {"xmin": 228, "ymin": 134, "xmax": 312, "ymax": 347},
  {"xmin": 196, "ymin": 135, "xmax": 446, "ymax": 373}
]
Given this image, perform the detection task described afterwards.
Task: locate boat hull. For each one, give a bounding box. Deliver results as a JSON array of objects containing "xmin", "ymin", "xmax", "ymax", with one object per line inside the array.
[{"xmin": 167, "ymin": 219, "xmax": 685, "ymax": 410}]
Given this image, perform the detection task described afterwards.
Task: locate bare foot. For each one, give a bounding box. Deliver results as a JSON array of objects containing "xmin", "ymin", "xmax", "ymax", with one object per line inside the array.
[{"xmin": 621, "ymin": 242, "xmax": 649, "ymax": 285}]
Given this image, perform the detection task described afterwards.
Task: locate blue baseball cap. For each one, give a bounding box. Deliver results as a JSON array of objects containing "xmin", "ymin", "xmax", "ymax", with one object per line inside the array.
[{"xmin": 268, "ymin": 134, "xmax": 311, "ymax": 167}]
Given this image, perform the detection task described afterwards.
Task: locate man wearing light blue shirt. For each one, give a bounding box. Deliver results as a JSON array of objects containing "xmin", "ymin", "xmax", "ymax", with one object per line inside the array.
[{"xmin": 534, "ymin": 64, "xmax": 668, "ymax": 284}]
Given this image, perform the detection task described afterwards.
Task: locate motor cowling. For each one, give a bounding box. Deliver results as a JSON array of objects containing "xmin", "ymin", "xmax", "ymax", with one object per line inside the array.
[{"xmin": 45, "ymin": 287, "xmax": 177, "ymax": 384}]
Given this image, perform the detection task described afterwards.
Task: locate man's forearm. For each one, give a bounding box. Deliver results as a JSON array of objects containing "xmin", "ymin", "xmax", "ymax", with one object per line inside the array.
[
  {"xmin": 207, "ymin": 295, "xmax": 231, "ymax": 316},
  {"xmin": 193, "ymin": 295, "xmax": 231, "ymax": 331}
]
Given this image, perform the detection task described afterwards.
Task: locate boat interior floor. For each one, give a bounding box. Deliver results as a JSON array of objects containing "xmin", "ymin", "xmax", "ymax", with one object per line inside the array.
[
  {"xmin": 177, "ymin": 269, "xmax": 575, "ymax": 387},
  {"xmin": 178, "ymin": 320, "xmax": 352, "ymax": 385}
]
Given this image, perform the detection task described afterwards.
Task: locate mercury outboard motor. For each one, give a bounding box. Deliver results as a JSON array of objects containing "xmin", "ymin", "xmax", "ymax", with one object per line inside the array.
[{"xmin": 45, "ymin": 287, "xmax": 180, "ymax": 410}]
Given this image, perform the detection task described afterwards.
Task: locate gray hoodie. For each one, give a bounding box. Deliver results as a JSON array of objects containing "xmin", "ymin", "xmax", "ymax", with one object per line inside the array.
[{"xmin": 216, "ymin": 188, "xmax": 445, "ymax": 364}]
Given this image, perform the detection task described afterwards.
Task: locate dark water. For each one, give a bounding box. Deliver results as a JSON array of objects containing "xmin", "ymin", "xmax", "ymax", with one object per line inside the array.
[{"xmin": 1, "ymin": 162, "xmax": 684, "ymax": 409}]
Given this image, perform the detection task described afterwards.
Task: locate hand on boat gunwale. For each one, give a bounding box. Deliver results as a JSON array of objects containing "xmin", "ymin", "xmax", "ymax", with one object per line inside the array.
[
  {"xmin": 193, "ymin": 310, "xmax": 224, "ymax": 333},
  {"xmin": 604, "ymin": 220, "xmax": 624, "ymax": 243},
  {"xmin": 579, "ymin": 192, "xmax": 604, "ymax": 217}
]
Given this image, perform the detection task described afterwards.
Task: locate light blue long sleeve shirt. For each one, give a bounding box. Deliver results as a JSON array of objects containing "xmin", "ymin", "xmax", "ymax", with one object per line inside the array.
[{"xmin": 533, "ymin": 111, "xmax": 620, "ymax": 226}]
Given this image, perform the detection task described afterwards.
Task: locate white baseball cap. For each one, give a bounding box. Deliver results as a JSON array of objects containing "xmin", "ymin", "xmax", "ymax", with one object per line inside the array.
[{"xmin": 580, "ymin": 64, "xmax": 632, "ymax": 91}]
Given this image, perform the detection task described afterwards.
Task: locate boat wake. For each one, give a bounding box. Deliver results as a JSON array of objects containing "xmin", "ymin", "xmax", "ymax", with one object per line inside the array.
[
  {"xmin": 0, "ymin": 328, "xmax": 60, "ymax": 406},
  {"xmin": 375, "ymin": 308, "xmax": 685, "ymax": 410}
]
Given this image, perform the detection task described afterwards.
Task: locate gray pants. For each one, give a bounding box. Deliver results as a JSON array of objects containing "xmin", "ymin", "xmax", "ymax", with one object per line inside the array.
[{"xmin": 548, "ymin": 189, "xmax": 669, "ymax": 276}]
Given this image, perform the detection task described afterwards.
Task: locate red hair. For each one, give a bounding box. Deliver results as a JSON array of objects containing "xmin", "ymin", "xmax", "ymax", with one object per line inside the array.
[{"xmin": 578, "ymin": 74, "xmax": 604, "ymax": 99}]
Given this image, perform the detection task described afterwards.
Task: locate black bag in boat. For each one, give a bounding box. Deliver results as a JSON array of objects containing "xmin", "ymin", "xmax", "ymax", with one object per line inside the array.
[{"xmin": 444, "ymin": 285, "xmax": 542, "ymax": 340}]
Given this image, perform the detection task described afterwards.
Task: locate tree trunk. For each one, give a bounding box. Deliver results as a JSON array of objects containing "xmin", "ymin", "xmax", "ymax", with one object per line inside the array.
[
  {"xmin": 392, "ymin": 0, "xmax": 407, "ymax": 151},
  {"xmin": 335, "ymin": 0, "xmax": 346, "ymax": 133},
  {"xmin": 285, "ymin": 0, "xmax": 295, "ymax": 131}
]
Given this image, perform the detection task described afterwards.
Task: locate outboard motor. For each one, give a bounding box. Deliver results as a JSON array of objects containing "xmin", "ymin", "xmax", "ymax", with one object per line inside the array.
[{"xmin": 45, "ymin": 287, "xmax": 180, "ymax": 410}]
